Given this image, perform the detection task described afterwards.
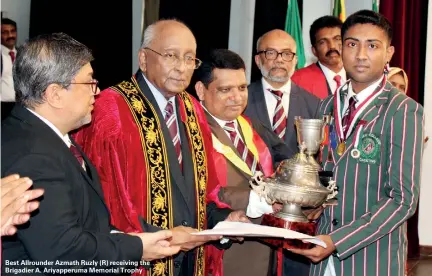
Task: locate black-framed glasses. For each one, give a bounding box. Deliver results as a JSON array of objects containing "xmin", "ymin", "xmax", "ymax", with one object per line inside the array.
[
  {"xmin": 144, "ymin": 47, "xmax": 202, "ymax": 70},
  {"xmin": 70, "ymin": 79, "xmax": 99, "ymax": 94},
  {"xmin": 257, "ymin": 49, "xmax": 296, "ymax": 62}
]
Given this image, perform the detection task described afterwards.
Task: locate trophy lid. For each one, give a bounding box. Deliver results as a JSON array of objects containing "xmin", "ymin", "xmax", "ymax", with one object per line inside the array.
[{"xmin": 269, "ymin": 143, "xmax": 325, "ymax": 189}]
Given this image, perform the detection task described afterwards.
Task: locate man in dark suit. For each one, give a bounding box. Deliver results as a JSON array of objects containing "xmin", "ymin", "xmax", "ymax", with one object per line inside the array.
[
  {"xmin": 194, "ymin": 48, "xmax": 290, "ymax": 276},
  {"xmin": 73, "ymin": 20, "xmax": 248, "ymax": 276},
  {"xmin": 245, "ymin": 29, "xmax": 320, "ymax": 161},
  {"xmin": 291, "ymin": 16, "xmax": 346, "ymax": 99},
  {"xmin": 1, "ymin": 33, "xmax": 182, "ymax": 275}
]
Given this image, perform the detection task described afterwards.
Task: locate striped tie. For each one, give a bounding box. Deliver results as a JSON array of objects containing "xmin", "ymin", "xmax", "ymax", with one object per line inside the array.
[
  {"xmin": 342, "ymin": 96, "xmax": 358, "ymax": 138},
  {"xmin": 69, "ymin": 144, "xmax": 85, "ymax": 169},
  {"xmin": 165, "ymin": 101, "xmax": 182, "ymax": 167},
  {"xmin": 269, "ymin": 90, "xmax": 287, "ymax": 140},
  {"xmin": 224, "ymin": 121, "xmax": 259, "ymax": 175}
]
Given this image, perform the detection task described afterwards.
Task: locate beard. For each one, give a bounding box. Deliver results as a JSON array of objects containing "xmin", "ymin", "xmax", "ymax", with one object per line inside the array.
[{"xmin": 259, "ymin": 62, "xmax": 295, "ymax": 83}]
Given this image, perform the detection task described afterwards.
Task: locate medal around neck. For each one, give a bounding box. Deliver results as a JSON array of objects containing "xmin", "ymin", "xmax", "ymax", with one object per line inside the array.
[
  {"xmin": 351, "ymin": 148, "xmax": 361, "ymax": 159},
  {"xmin": 336, "ymin": 142, "xmax": 346, "ymax": 156}
]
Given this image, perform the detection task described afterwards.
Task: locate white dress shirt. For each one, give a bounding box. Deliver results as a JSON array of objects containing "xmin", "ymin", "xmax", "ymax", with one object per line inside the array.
[
  {"xmin": 324, "ymin": 74, "xmax": 384, "ymax": 276},
  {"xmin": 1, "ymin": 45, "xmax": 17, "ymax": 102},
  {"xmin": 318, "ymin": 61, "xmax": 347, "ymax": 95},
  {"xmin": 342, "ymin": 75, "xmax": 384, "ymax": 114},
  {"xmin": 142, "ymin": 73, "xmax": 180, "ymax": 144},
  {"xmin": 202, "ymin": 104, "xmax": 273, "ymax": 218},
  {"xmin": 261, "ymin": 78, "xmax": 291, "ymax": 124}
]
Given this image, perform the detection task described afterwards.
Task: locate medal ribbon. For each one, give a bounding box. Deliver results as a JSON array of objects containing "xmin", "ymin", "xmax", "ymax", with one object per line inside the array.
[
  {"xmin": 352, "ymin": 124, "xmax": 364, "ymax": 150},
  {"xmin": 334, "ymin": 75, "xmax": 387, "ymax": 142}
]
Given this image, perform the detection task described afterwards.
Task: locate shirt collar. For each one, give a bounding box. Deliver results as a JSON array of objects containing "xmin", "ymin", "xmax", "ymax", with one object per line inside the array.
[
  {"xmin": 142, "ymin": 72, "xmax": 175, "ymax": 113},
  {"xmin": 201, "ymin": 102, "xmax": 238, "ymax": 130},
  {"xmin": 26, "ymin": 108, "xmax": 71, "ymax": 147},
  {"xmin": 318, "ymin": 61, "xmax": 346, "ymax": 82},
  {"xmin": 2, "ymin": 45, "xmax": 17, "ymax": 54},
  {"xmin": 347, "ymin": 75, "xmax": 385, "ymax": 104},
  {"xmin": 261, "ymin": 77, "xmax": 291, "ymax": 94}
]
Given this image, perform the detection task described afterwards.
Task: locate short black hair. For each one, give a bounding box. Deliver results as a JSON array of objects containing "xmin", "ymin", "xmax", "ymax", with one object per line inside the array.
[
  {"xmin": 1, "ymin": 18, "xmax": 17, "ymax": 28},
  {"xmin": 310, "ymin": 16, "xmax": 343, "ymax": 46},
  {"xmin": 196, "ymin": 49, "xmax": 245, "ymax": 88},
  {"xmin": 342, "ymin": 10, "xmax": 393, "ymax": 43}
]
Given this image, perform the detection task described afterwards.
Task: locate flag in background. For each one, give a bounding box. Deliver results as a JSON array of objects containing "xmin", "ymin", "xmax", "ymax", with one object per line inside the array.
[
  {"xmin": 333, "ymin": 0, "xmax": 346, "ymax": 22},
  {"xmin": 285, "ymin": 0, "xmax": 305, "ymax": 69},
  {"xmin": 372, "ymin": 0, "xmax": 380, "ymax": 13}
]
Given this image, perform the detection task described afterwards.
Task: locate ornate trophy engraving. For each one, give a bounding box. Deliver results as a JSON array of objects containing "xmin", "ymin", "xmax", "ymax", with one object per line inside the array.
[{"xmin": 251, "ymin": 116, "xmax": 337, "ymax": 249}]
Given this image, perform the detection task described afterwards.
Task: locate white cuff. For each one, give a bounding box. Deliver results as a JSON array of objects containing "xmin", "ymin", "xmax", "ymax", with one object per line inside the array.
[{"xmin": 246, "ymin": 190, "xmax": 273, "ymax": 218}]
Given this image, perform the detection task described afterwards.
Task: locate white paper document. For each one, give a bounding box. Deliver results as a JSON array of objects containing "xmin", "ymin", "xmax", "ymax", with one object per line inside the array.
[{"xmin": 192, "ymin": 221, "xmax": 326, "ymax": 248}]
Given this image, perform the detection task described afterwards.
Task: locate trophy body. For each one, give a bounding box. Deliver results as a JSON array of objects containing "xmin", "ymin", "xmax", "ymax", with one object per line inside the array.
[{"xmin": 251, "ymin": 116, "xmax": 337, "ymax": 249}]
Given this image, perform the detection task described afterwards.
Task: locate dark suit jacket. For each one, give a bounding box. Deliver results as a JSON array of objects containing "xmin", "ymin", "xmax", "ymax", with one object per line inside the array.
[
  {"xmin": 1, "ymin": 105, "xmax": 142, "ymax": 275},
  {"xmin": 245, "ymin": 80, "xmax": 320, "ymax": 159}
]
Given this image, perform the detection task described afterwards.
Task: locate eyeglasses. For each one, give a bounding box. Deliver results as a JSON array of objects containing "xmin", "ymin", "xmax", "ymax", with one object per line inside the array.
[
  {"xmin": 70, "ymin": 80, "xmax": 99, "ymax": 94},
  {"xmin": 144, "ymin": 47, "xmax": 202, "ymax": 70},
  {"xmin": 257, "ymin": 49, "xmax": 296, "ymax": 62}
]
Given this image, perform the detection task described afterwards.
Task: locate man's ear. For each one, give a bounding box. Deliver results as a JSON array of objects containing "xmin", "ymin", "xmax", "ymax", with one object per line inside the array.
[
  {"xmin": 138, "ymin": 48, "xmax": 147, "ymax": 72},
  {"xmin": 44, "ymin": 83, "xmax": 65, "ymax": 108},
  {"xmin": 254, "ymin": 55, "xmax": 261, "ymax": 69},
  {"xmin": 386, "ymin": 45, "xmax": 395, "ymax": 65},
  {"xmin": 195, "ymin": 81, "xmax": 206, "ymax": 101},
  {"xmin": 311, "ymin": 46, "xmax": 318, "ymax": 58}
]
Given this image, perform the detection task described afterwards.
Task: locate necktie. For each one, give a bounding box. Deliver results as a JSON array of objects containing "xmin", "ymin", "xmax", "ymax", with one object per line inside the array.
[
  {"xmin": 341, "ymin": 96, "xmax": 358, "ymax": 138},
  {"xmin": 224, "ymin": 121, "xmax": 259, "ymax": 175},
  {"xmin": 269, "ymin": 90, "xmax": 287, "ymax": 140},
  {"xmin": 334, "ymin": 75, "xmax": 342, "ymax": 94},
  {"xmin": 165, "ymin": 101, "xmax": 182, "ymax": 168},
  {"xmin": 9, "ymin": 51, "xmax": 15, "ymax": 63},
  {"xmin": 69, "ymin": 144, "xmax": 85, "ymax": 168}
]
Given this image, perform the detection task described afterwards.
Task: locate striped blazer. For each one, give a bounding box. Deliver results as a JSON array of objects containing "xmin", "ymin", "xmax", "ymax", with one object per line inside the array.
[{"xmin": 310, "ymin": 81, "xmax": 424, "ymax": 276}]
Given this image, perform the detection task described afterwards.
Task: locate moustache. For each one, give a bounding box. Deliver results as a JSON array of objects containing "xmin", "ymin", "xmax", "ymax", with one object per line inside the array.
[
  {"xmin": 326, "ymin": 49, "xmax": 340, "ymax": 57},
  {"xmin": 270, "ymin": 67, "xmax": 288, "ymax": 72},
  {"xmin": 6, "ymin": 38, "xmax": 16, "ymax": 41}
]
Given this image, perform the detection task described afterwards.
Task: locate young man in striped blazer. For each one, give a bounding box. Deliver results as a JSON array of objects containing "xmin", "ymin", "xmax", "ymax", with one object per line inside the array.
[{"xmin": 290, "ymin": 10, "xmax": 424, "ymax": 276}]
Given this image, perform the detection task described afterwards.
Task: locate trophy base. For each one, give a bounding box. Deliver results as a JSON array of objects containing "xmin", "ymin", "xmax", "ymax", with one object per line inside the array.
[{"xmin": 261, "ymin": 214, "xmax": 317, "ymax": 250}]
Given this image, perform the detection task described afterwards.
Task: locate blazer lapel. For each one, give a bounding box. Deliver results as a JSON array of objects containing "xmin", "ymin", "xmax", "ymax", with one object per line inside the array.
[
  {"xmin": 285, "ymin": 86, "xmax": 301, "ymax": 147},
  {"xmin": 11, "ymin": 105, "xmax": 108, "ymax": 206},
  {"xmin": 316, "ymin": 62, "xmax": 333, "ymax": 96},
  {"xmin": 135, "ymin": 72, "xmax": 191, "ymax": 210},
  {"xmin": 252, "ymin": 81, "xmax": 273, "ymax": 129},
  {"xmin": 205, "ymin": 111, "xmax": 251, "ymax": 180},
  {"xmin": 333, "ymin": 82, "xmax": 391, "ymax": 166}
]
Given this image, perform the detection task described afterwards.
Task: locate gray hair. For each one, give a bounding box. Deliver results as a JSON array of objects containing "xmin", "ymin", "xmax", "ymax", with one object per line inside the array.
[
  {"xmin": 14, "ymin": 33, "xmax": 93, "ymax": 108},
  {"xmin": 140, "ymin": 19, "xmax": 191, "ymax": 49},
  {"xmin": 256, "ymin": 35, "xmax": 264, "ymax": 52}
]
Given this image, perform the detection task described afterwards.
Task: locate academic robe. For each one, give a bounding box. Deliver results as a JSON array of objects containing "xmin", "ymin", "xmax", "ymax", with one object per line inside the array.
[
  {"xmin": 73, "ymin": 71, "xmax": 232, "ymax": 276},
  {"xmin": 205, "ymin": 113, "xmax": 291, "ymax": 276},
  {"xmin": 291, "ymin": 63, "xmax": 332, "ymax": 100}
]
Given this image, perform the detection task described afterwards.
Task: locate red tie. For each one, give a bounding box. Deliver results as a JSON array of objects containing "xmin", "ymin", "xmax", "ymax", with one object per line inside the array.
[
  {"xmin": 69, "ymin": 144, "xmax": 85, "ymax": 168},
  {"xmin": 9, "ymin": 51, "xmax": 15, "ymax": 63},
  {"xmin": 165, "ymin": 101, "xmax": 182, "ymax": 168},
  {"xmin": 342, "ymin": 96, "xmax": 358, "ymax": 138},
  {"xmin": 334, "ymin": 75, "xmax": 342, "ymax": 94},
  {"xmin": 269, "ymin": 90, "xmax": 287, "ymax": 140},
  {"xmin": 224, "ymin": 121, "xmax": 259, "ymax": 174}
]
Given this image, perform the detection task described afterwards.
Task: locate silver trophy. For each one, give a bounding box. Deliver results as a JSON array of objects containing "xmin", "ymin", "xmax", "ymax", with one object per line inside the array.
[{"xmin": 251, "ymin": 116, "xmax": 337, "ymax": 223}]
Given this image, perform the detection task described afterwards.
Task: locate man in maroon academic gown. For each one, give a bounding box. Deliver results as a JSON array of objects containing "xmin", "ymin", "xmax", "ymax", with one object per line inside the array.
[
  {"xmin": 74, "ymin": 19, "xmax": 247, "ymax": 276},
  {"xmin": 291, "ymin": 16, "xmax": 346, "ymax": 99}
]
